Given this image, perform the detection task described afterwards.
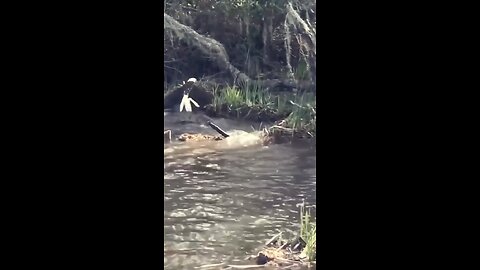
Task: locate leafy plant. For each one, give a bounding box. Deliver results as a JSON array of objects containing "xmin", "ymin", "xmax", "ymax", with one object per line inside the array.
[{"xmin": 223, "ymin": 86, "xmax": 243, "ymax": 108}]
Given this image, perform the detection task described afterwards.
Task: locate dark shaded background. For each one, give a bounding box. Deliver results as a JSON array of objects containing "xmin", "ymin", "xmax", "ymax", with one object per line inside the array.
[{"xmin": 2, "ymin": 1, "xmax": 471, "ymax": 269}]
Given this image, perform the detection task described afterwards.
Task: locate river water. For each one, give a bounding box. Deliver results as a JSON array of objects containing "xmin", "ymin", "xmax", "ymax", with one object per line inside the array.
[{"xmin": 164, "ymin": 111, "xmax": 316, "ymax": 269}]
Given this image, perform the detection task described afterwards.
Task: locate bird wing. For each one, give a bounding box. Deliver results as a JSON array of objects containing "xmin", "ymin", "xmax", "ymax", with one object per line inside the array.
[{"xmin": 189, "ymin": 97, "xmax": 200, "ymax": 108}]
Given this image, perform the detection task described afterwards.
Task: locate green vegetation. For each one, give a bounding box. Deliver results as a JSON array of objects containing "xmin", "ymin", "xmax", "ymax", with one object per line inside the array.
[
  {"xmin": 283, "ymin": 94, "xmax": 316, "ymax": 137},
  {"xmin": 164, "ymin": 3, "xmax": 316, "ymax": 267},
  {"xmin": 299, "ymin": 202, "xmax": 316, "ymax": 262},
  {"xmin": 164, "ymin": 0, "xmax": 316, "ymax": 140},
  {"xmin": 207, "ymin": 81, "xmax": 316, "ymax": 138},
  {"xmin": 209, "ymin": 82, "xmax": 282, "ymax": 121}
]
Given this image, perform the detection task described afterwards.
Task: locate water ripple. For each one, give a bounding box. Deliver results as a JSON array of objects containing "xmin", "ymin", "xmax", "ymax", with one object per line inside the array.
[{"xmin": 164, "ymin": 116, "xmax": 315, "ymax": 269}]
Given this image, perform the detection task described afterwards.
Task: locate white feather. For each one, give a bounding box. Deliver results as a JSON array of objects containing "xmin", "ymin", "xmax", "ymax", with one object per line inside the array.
[
  {"xmin": 184, "ymin": 97, "xmax": 192, "ymax": 112},
  {"xmin": 180, "ymin": 91, "xmax": 199, "ymax": 112},
  {"xmin": 189, "ymin": 98, "xmax": 199, "ymax": 108},
  {"xmin": 180, "ymin": 94, "xmax": 189, "ymax": 112}
]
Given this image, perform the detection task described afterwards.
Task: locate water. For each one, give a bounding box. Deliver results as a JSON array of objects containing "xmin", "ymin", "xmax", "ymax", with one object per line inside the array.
[{"xmin": 164, "ymin": 112, "xmax": 316, "ymax": 269}]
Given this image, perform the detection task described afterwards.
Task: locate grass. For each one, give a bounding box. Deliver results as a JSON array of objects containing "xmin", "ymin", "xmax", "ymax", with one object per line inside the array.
[
  {"xmin": 284, "ymin": 92, "xmax": 316, "ymax": 137},
  {"xmin": 209, "ymin": 81, "xmax": 316, "ymax": 138},
  {"xmin": 213, "ymin": 81, "xmax": 275, "ymax": 111},
  {"xmin": 210, "ymin": 81, "xmax": 283, "ymax": 121},
  {"xmin": 252, "ymin": 201, "xmax": 316, "ymax": 267},
  {"xmin": 298, "ymin": 201, "xmax": 316, "ymax": 262},
  {"xmin": 267, "ymin": 91, "xmax": 316, "ymax": 139},
  {"xmin": 165, "ymin": 75, "xmax": 316, "ymax": 139}
]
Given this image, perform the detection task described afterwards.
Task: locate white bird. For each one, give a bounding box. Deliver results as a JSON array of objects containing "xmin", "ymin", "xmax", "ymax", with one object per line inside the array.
[
  {"xmin": 179, "ymin": 78, "xmax": 200, "ymax": 112},
  {"xmin": 179, "ymin": 92, "xmax": 200, "ymax": 112},
  {"xmin": 184, "ymin": 77, "xmax": 197, "ymax": 87}
]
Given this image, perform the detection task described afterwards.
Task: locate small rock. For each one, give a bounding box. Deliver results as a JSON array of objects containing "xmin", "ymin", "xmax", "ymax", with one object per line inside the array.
[{"xmin": 256, "ymin": 253, "xmax": 268, "ymax": 265}]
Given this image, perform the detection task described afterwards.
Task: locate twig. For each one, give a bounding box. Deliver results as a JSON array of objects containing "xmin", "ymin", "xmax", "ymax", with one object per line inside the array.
[
  {"xmin": 276, "ymin": 242, "xmax": 288, "ymax": 251},
  {"xmin": 196, "ymin": 262, "xmax": 226, "ymax": 269},
  {"xmin": 274, "ymin": 258, "xmax": 302, "ymax": 264},
  {"xmin": 270, "ymin": 125, "xmax": 293, "ymax": 131},
  {"xmin": 265, "ymin": 232, "xmax": 282, "ymax": 246},
  {"xmin": 226, "ymin": 265, "xmax": 265, "ymax": 269}
]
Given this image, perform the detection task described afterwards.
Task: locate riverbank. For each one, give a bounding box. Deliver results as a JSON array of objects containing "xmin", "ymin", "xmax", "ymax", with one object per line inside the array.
[
  {"xmin": 165, "ymin": 79, "xmax": 316, "ymax": 143},
  {"xmin": 209, "ymin": 82, "xmax": 315, "ymax": 142}
]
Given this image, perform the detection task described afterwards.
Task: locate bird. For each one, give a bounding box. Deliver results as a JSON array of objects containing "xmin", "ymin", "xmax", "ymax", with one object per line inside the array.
[
  {"xmin": 183, "ymin": 77, "xmax": 197, "ymax": 90},
  {"xmin": 179, "ymin": 78, "xmax": 200, "ymax": 112}
]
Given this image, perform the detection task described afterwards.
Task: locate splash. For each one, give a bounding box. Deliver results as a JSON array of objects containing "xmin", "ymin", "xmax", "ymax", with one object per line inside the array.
[
  {"xmin": 164, "ymin": 129, "xmax": 264, "ymax": 159},
  {"xmin": 218, "ymin": 130, "xmax": 263, "ymax": 149}
]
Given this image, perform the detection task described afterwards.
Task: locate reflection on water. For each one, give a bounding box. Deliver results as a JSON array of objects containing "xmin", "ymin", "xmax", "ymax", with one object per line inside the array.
[{"xmin": 164, "ymin": 112, "xmax": 316, "ymax": 269}]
